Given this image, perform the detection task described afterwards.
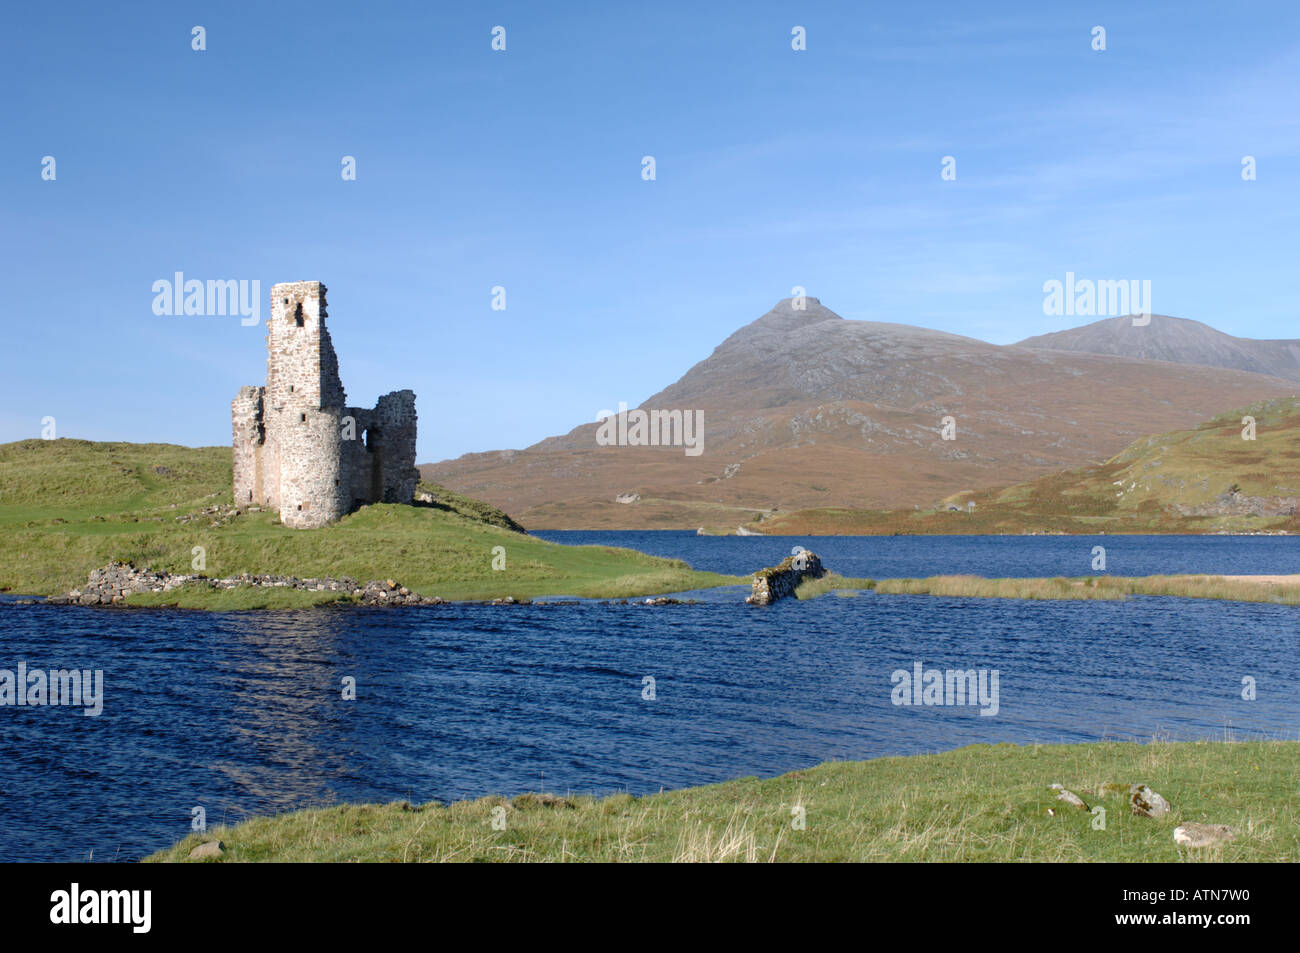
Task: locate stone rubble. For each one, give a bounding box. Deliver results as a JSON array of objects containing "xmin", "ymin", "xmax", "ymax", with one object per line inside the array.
[
  {"xmin": 46, "ymin": 562, "xmax": 443, "ymax": 607},
  {"xmin": 596, "ymin": 597, "xmax": 695, "ymax": 606},
  {"xmin": 1049, "ymin": 781, "xmax": 1186, "ymax": 826},
  {"xmin": 174, "ymin": 502, "xmax": 239, "ymax": 526}
]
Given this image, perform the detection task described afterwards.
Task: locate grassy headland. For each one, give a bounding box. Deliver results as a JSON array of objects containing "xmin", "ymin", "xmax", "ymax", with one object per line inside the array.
[
  {"xmin": 149, "ymin": 740, "xmax": 1299, "ymax": 862},
  {"xmin": 0, "ymin": 439, "xmax": 741, "ymax": 606},
  {"xmin": 741, "ymin": 397, "xmax": 1300, "ymax": 536},
  {"xmin": 3, "ymin": 438, "xmax": 1295, "ymax": 609}
]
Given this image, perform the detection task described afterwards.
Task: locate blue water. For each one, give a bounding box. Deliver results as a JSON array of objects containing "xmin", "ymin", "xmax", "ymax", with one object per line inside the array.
[
  {"xmin": 533, "ymin": 530, "xmax": 1300, "ymax": 578},
  {"xmin": 1, "ymin": 534, "xmax": 1297, "ymax": 861}
]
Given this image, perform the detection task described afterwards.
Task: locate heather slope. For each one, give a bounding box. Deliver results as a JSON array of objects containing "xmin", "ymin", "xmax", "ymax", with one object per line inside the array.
[{"xmin": 754, "ymin": 397, "xmax": 1300, "ymax": 535}]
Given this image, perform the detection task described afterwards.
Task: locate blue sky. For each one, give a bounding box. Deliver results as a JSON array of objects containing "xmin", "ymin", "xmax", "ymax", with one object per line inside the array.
[{"xmin": 3, "ymin": 1, "xmax": 1298, "ymax": 461}]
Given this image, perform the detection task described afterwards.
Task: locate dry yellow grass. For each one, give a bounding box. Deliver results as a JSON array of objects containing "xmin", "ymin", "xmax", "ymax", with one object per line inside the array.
[{"xmin": 866, "ymin": 574, "xmax": 1300, "ymax": 606}]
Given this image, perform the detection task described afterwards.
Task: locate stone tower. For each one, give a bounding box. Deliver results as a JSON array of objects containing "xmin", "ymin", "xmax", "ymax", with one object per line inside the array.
[{"xmin": 232, "ymin": 281, "xmax": 418, "ymax": 529}]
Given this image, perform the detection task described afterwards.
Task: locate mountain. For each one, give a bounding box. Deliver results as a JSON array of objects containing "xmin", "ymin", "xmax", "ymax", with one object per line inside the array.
[
  {"xmin": 423, "ymin": 299, "xmax": 1299, "ymax": 529},
  {"xmin": 1016, "ymin": 314, "xmax": 1300, "ymax": 381}
]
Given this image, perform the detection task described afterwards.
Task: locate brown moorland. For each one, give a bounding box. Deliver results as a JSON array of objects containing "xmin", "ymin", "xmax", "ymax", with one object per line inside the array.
[{"xmin": 423, "ymin": 299, "xmax": 1298, "ymax": 529}]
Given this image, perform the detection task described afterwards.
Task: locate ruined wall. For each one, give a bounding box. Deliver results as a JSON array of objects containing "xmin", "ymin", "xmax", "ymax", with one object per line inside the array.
[
  {"xmin": 373, "ymin": 390, "xmax": 419, "ymax": 503},
  {"xmin": 338, "ymin": 407, "xmax": 376, "ymax": 513},
  {"xmin": 746, "ymin": 552, "xmax": 826, "ymax": 605},
  {"xmin": 231, "ymin": 385, "xmax": 264, "ymax": 507},
  {"xmin": 231, "ymin": 280, "xmax": 418, "ymax": 529}
]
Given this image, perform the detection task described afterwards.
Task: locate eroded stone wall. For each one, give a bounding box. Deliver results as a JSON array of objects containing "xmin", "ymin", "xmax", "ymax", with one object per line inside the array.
[
  {"xmin": 746, "ymin": 552, "xmax": 826, "ymax": 605},
  {"xmin": 231, "ymin": 385, "xmax": 265, "ymax": 507},
  {"xmin": 373, "ymin": 390, "xmax": 419, "ymax": 502}
]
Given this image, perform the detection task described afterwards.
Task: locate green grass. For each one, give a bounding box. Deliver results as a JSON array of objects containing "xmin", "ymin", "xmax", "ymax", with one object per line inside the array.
[
  {"xmin": 4, "ymin": 438, "xmax": 1293, "ymax": 609},
  {"xmin": 0, "ymin": 439, "xmax": 741, "ymax": 604},
  {"xmin": 147, "ymin": 740, "xmax": 1300, "ymax": 862},
  {"xmin": 416, "ymin": 479, "xmax": 527, "ymax": 533}
]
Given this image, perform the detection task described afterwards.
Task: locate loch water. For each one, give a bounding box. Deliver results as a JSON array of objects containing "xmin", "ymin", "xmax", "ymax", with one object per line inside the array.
[{"xmin": 1, "ymin": 534, "xmax": 1296, "ymax": 861}]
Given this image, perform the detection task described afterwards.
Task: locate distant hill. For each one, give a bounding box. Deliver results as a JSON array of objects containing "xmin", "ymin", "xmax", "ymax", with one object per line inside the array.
[
  {"xmin": 1017, "ymin": 314, "xmax": 1300, "ymax": 381},
  {"xmin": 424, "ymin": 299, "xmax": 1299, "ymax": 529},
  {"xmin": 755, "ymin": 397, "xmax": 1300, "ymax": 536}
]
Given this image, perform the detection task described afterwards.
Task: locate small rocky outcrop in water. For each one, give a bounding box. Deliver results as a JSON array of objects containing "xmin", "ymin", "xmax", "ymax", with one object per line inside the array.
[
  {"xmin": 746, "ymin": 551, "xmax": 826, "ymax": 605},
  {"xmin": 47, "ymin": 563, "xmax": 443, "ymax": 606}
]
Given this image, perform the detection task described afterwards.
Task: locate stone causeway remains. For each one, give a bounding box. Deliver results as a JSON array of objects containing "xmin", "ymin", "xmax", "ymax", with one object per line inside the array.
[{"xmin": 746, "ymin": 551, "xmax": 826, "ymax": 605}]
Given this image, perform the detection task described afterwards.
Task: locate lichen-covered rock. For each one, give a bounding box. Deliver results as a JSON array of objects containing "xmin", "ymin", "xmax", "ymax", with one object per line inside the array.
[{"xmin": 1130, "ymin": 784, "xmax": 1171, "ymax": 817}]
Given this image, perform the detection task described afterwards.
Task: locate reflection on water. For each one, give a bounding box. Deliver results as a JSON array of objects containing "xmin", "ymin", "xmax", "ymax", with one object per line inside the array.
[
  {"xmin": 1, "ymin": 534, "xmax": 1298, "ymax": 861},
  {"xmin": 210, "ymin": 612, "xmax": 356, "ymax": 811}
]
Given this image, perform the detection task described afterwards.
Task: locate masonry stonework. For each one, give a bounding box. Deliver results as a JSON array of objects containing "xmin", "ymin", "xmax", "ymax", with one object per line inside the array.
[{"xmin": 232, "ymin": 281, "xmax": 418, "ymax": 529}]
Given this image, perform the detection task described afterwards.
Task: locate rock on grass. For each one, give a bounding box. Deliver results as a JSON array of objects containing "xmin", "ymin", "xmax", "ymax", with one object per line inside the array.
[
  {"xmin": 1130, "ymin": 784, "xmax": 1171, "ymax": 817},
  {"xmin": 1173, "ymin": 823, "xmax": 1235, "ymax": 847}
]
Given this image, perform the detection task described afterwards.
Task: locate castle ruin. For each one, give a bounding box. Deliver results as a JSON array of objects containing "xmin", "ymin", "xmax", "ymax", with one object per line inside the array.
[{"xmin": 232, "ymin": 281, "xmax": 418, "ymax": 529}]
